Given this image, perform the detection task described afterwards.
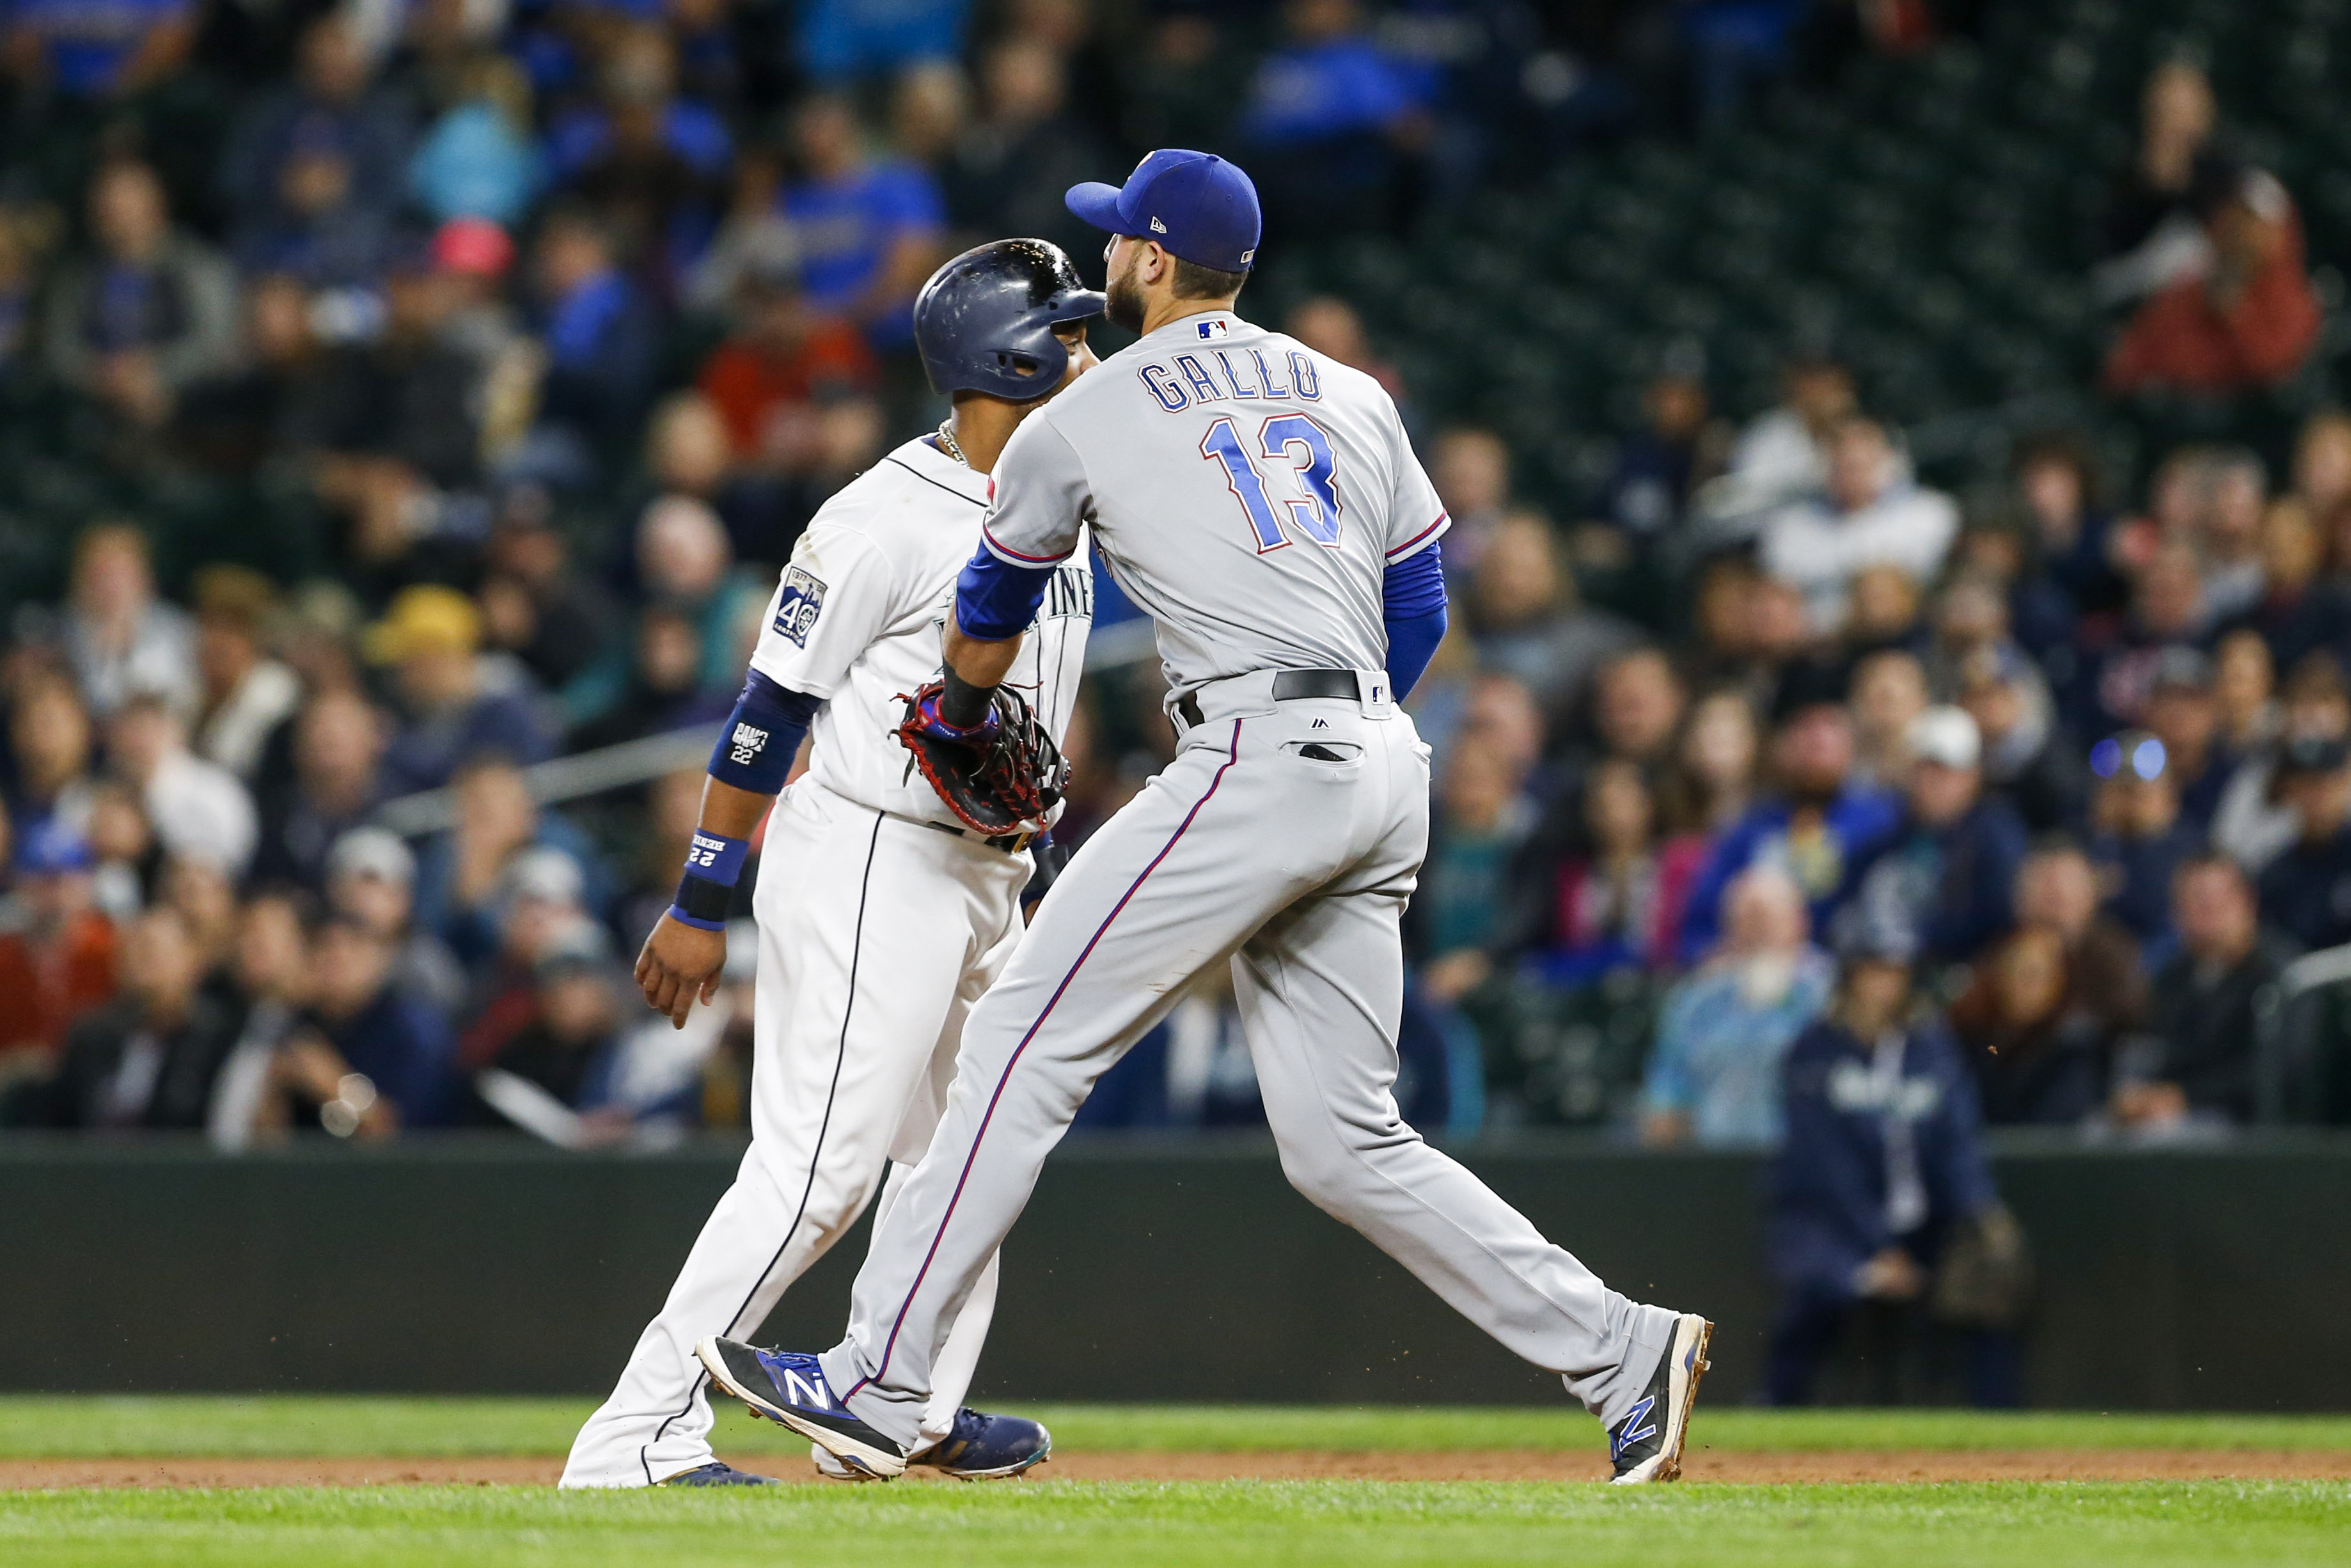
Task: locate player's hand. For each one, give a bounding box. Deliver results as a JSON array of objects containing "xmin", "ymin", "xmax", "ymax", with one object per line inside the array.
[
  {"xmin": 1853, "ymin": 1247, "xmax": 1926, "ymax": 1301},
  {"xmin": 637, "ymin": 913, "xmax": 727, "ymax": 1030}
]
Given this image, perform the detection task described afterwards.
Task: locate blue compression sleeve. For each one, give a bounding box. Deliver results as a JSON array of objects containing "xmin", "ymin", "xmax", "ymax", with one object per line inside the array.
[
  {"xmin": 707, "ymin": 670, "xmax": 820, "ymax": 794},
  {"xmin": 1383, "ymin": 543, "xmax": 1448, "ymax": 700},
  {"xmin": 956, "ymin": 542, "xmax": 1054, "ymax": 641}
]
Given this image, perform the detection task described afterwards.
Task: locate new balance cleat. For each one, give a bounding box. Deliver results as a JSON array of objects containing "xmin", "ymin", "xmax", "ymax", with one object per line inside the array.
[
  {"xmin": 696, "ymin": 1337, "xmax": 910, "ymax": 1479},
  {"xmin": 1607, "ymin": 1312, "xmax": 1711, "ymax": 1484},
  {"xmin": 656, "ymin": 1461, "xmax": 778, "ymax": 1486},
  {"xmin": 912, "ymin": 1407, "xmax": 1053, "ymax": 1479},
  {"xmin": 810, "ymin": 1445, "xmax": 883, "ymax": 1482}
]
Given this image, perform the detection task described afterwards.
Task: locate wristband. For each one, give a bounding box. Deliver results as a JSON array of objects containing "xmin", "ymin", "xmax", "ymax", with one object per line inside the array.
[
  {"xmin": 669, "ymin": 875, "xmax": 733, "ymax": 929},
  {"xmin": 670, "ymin": 831, "xmax": 747, "ymax": 930},
  {"xmin": 684, "ymin": 831, "xmax": 749, "ymax": 886},
  {"xmin": 709, "ymin": 671, "xmax": 819, "ymax": 796},
  {"xmin": 666, "ymin": 902, "xmax": 728, "ymax": 932},
  {"xmin": 938, "ymin": 665, "xmax": 995, "ymax": 730}
]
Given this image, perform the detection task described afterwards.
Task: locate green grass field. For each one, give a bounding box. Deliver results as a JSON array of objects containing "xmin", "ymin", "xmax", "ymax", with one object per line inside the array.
[
  {"xmin": 2, "ymin": 1399, "xmax": 2347, "ymax": 1568},
  {"xmin": 8, "ymin": 1397, "xmax": 2350, "ymax": 1457}
]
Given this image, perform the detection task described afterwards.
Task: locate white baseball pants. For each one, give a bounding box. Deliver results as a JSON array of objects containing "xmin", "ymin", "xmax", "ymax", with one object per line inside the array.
[
  {"xmin": 562, "ymin": 780, "xmax": 1030, "ymax": 1487},
  {"xmin": 817, "ymin": 674, "xmax": 1676, "ymax": 1446}
]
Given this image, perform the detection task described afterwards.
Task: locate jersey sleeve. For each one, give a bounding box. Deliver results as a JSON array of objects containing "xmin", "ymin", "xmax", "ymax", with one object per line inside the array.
[
  {"xmin": 1381, "ymin": 405, "xmax": 1449, "ymax": 562},
  {"xmin": 979, "ymin": 413, "xmax": 1090, "ymax": 568},
  {"xmin": 744, "ymin": 521, "xmax": 899, "ymax": 700}
]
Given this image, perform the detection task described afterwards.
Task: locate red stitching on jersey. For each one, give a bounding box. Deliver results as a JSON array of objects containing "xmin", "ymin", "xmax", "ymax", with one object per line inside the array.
[
  {"xmin": 1385, "ymin": 511, "xmax": 1449, "ymax": 559},
  {"xmin": 847, "ymin": 718, "xmax": 1247, "ymax": 1404},
  {"xmin": 980, "ymin": 524, "xmax": 1071, "ymax": 566}
]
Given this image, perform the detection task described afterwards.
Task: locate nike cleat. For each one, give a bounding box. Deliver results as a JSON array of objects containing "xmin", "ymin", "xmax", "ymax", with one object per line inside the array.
[
  {"xmin": 1607, "ymin": 1312, "xmax": 1712, "ymax": 1484},
  {"xmin": 696, "ymin": 1337, "xmax": 910, "ymax": 1479},
  {"xmin": 913, "ymin": 1407, "xmax": 1053, "ymax": 1479},
  {"xmin": 656, "ymin": 1461, "xmax": 778, "ymax": 1486}
]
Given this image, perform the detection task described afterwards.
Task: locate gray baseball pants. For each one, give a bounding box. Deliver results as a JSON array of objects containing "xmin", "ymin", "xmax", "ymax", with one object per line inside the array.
[{"xmin": 819, "ymin": 672, "xmax": 1675, "ymax": 1443}]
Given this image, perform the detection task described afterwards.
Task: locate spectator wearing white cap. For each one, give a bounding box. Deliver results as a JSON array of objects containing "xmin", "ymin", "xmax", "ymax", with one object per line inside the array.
[
  {"xmin": 326, "ymin": 827, "xmax": 466, "ymax": 1017},
  {"xmin": 1836, "ymin": 707, "xmax": 2029, "ymax": 969}
]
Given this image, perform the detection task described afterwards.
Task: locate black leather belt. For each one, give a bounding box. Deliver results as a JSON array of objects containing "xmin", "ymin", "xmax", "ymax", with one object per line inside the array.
[
  {"xmin": 922, "ymin": 819, "xmax": 1036, "ymax": 854},
  {"xmin": 1177, "ymin": 668, "xmax": 1367, "ymax": 728}
]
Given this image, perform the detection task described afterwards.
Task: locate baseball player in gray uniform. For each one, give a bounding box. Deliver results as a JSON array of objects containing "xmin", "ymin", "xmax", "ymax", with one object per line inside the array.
[
  {"xmin": 699, "ymin": 152, "xmax": 1713, "ymax": 1483},
  {"xmin": 561, "ymin": 241, "xmax": 1102, "ymax": 1488}
]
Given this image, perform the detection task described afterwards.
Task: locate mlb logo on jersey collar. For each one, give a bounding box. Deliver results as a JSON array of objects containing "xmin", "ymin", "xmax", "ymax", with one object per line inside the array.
[{"xmin": 1195, "ymin": 318, "xmax": 1229, "ymax": 340}]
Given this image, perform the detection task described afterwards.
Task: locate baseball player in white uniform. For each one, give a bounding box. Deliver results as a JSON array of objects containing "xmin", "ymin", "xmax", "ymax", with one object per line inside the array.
[
  {"xmin": 561, "ymin": 240, "xmax": 1104, "ymax": 1488},
  {"xmin": 698, "ymin": 152, "xmax": 1714, "ymax": 1484}
]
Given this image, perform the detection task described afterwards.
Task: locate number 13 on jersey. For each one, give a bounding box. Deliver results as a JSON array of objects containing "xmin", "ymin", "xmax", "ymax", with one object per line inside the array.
[{"xmin": 1202, "ymin": 414, "xmax": 1344, "ymax": 552}]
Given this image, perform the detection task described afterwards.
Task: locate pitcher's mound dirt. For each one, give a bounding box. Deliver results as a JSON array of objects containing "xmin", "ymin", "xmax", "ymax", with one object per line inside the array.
[{"xmin": 6, "ymin": 1448, "xmax": 2349, "ymax": 1489}]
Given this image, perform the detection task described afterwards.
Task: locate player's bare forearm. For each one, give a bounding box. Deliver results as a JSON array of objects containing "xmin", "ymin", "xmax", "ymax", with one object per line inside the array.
[
  {"xmin": 636, "ymin": 776, "xmax": 772, "ymax": 1028},
  {"xmin": 944, "ymin": 614, "xmax": 1024, "ymax": 688},
  {"xmin": 696, "ymin": 774, "xmax": 773, "ymax": 839}
]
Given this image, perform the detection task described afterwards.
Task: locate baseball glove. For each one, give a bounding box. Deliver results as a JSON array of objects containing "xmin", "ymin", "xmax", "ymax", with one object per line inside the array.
[
  {"xmin": 1930, "ymin": 1203, "xmax": 2036, "ymax": 1329},
  {"xmin": 894, "ymin": 680, "xmax": 1067, "ymax": 837}
]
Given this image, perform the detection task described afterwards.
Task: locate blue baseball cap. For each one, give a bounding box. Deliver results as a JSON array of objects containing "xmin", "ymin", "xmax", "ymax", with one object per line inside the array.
[{"xmin": 1065, "ymin": 150, "xmax": 1261, "ymax": 273}]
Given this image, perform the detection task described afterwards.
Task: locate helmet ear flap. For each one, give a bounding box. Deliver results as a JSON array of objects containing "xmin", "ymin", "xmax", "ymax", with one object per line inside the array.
[{"xmin": 915, "ymin": 239, "xmax": 1095, "ymax": 400}]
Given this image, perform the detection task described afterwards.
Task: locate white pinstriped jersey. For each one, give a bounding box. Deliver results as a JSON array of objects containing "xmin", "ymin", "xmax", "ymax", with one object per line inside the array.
[
  {"xmin": 748, "ymin": 436, "xmax": 1092, "ymax": 829},
  {"xmin": 977, "ymin": 310, "xmax": 1445, "ymax": 698}
]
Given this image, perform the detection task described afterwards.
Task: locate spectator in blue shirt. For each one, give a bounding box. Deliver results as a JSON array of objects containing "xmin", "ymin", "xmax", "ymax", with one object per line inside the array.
[
  {"xmin": 1239, "ymin": 0, "xmax": 1436, "ymax": 148},
  {"xmin": 303, "ymin": 916, "xmax": 459, "ymax": 1130},
  {"xmin": 2256, "ymin": 734, "xmax": 2351, "ymax": 953},
  {"xmin": 4, "ymin": 0, "xmax": 193, "ymax": 100},
  {"xmin": 1680, "ymin": 694, "xmax": 1905, "ymax": 960},
  {"xmin": 413, "ymin": 774, "xmax": 614, "ymax": 975},
  {"xmin": 544, "ymin": 24, "xmax": 732, "ymax": 285},
  {"xmin": 1834, "ymin": 707, "xmax": 2028, "ymax": 967},
  {"xmin": 365, "ymin": 586, "xmax": 556, "ymax": 799},
  {"xmin": 409, "ymin": 54, "xmax": 544, "ymax": 230},
  {"xmin": 229, "ymin": 114, "xmax": 402, "ymax": 288},
  {"xmin": 45, "ymin": 159, "xmax": 239, "ymax": 429},
  {"xmin": 1679, "ymin": 1, "xmax": 1809, "ymax": 130},
  {"xmin": 219, "ymin": 13, "xmax": 416, "ymax": 238},
  {"xmin": 780, "ymin": 93, "xmax": 945, "ymax": 350},
  {"xmin": 796, "ymin": 0, "xmax": 971, "ymax": 81},
  {"xmin": 2085, "ymin": 735, "xmax": 2200, "ymax": 946},
  {"xmin": 1766, "ymin": 941, "xmax": 2010, "ymax": 1406},
  {"xmin": 1239, "ymin": 0, "xmax": 1439, "ymax": 238},
  {"xmin": 531, "ymin": 205, "xmax": 661, "ymax": 460},
  {"xmin": 1642, "ymin": 864, "xmax": 1833, "ymax": 1147}
]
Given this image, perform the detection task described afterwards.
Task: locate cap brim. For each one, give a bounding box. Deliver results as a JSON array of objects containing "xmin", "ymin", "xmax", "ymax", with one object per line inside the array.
[
  {"xmin": 1065, "ymin": 183, "xmax": 1129, "ymax": 234},
  {"xmin": 1052, "ymin": 289, "xmax": 1109, "ymax": 322}
]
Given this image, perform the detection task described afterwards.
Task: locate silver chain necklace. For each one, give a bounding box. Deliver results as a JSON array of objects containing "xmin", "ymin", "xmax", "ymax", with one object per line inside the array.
[{"xmin": 934, "ymin": 419, "xmax": 969, "ymax": 467}]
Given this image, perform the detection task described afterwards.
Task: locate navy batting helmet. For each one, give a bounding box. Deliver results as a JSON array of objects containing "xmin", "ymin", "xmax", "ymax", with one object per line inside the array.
[{"xmin": 913, "ymin": 239, "xmax": 1106, "ymax": 402}]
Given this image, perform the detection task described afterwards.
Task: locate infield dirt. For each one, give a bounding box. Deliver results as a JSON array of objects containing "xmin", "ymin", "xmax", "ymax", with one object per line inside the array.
[{"xmin": 8, "ymin": 1448, "xmax": 2350, "ymax": 1489}]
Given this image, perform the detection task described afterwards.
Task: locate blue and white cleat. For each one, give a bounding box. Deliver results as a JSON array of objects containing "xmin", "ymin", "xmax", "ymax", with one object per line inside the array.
[
  {"xmin": 1607, "ymin": 1312, "xmax": 1712, "ymax": 1484},
  {"xmin": 656, "ymin": 1461, "xmax": 778, "ymax": 1487},
  {"xmin": 696, "ymin": 1336, "xmax": 910, "ymax": 1479},
  {"xmin": 915, "ymin": 1407, "xmax": 1053, "ymax": 1479},
  {"xmin": 811, "ymin": 1409, "xmax": 1051, "ymax": 1482}
]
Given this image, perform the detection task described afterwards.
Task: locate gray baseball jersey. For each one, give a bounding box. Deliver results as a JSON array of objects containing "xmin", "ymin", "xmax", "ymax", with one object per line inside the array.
[
  {"xmin": 978, "ymin": 310, "xmax": 1447, "ymax": 697},
  {"xmin": 815, "ymin": 309, "xmax": 1680, "ymax": 1456}
]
